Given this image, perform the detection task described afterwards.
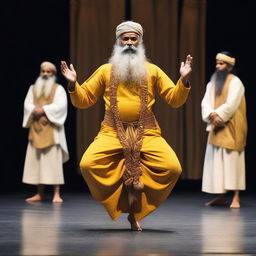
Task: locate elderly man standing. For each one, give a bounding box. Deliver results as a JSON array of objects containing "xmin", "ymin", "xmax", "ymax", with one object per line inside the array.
[
  {"xmin": 23, "ymin": 61, "xmax": 69, "ymax": 203},
  {"xmin": 61, "ymin": 21, "xmax": 192, "ymax": 230},
  {"xmin": 201, "ymin": 51, "xmax": 247, "ymax": 208}
]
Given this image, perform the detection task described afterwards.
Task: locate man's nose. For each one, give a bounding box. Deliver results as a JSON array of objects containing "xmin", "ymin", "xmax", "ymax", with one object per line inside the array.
[{"xmin": 127, "ymin": 39, "xmax": 133, "ymax": 45}]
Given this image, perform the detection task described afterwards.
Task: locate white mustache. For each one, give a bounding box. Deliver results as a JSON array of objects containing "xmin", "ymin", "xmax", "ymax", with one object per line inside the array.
[{"xmin": 122, "ymin": 45, "xmax": 137, "ymax": 53}]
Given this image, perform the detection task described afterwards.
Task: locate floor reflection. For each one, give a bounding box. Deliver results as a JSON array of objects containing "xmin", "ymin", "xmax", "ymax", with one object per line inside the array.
[
  {"xmin": 84, "ymin": 231, "xmax": 177, "ymax": 256},
  {"xmin": 200, "ymin": 208, "xmax": 244, "ymax": 253},
  {"xmin": 1, "ymin": 193, "xmax": 254, "ymax": 256},
  {"xmin": 21, "ymin": 203, "xmax": 62, "ymax": 256}
]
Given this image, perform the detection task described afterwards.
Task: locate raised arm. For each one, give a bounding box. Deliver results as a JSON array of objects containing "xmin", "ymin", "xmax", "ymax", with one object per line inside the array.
[
  {"xmin": 61, "ymin": 61, "xmax": 77, "ymax": 91},
  {"xmin": 61, "ymin": 61, "xmax": 106, "ymax": 109},
  {"xmin": 180, "ymin": 54, "xmax": 193, "ymax": 86}
]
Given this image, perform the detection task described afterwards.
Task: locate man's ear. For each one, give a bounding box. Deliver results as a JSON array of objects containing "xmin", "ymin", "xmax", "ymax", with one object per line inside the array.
[{"xmin": 227, "ymin": 64, "xmax": 233, "ymax": 72}]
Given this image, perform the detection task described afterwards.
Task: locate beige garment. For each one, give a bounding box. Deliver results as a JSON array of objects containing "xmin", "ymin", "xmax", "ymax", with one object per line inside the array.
[
  {"xmin": 208, "ymin": 74, "xmax": 247, "ymax": 152},
  {"xmin": 201, "ymin": 74, "xmax": 246, "ymax": 193},
  {"xmin": 28, "ymin": 84, "xmax": 58, "ymax": 149},
  {"xmin": 202, "ymin": 144, "xmax": 245, "ymax": 193},
  {"xmin": 22, "ymin": 143, "xmax": 64, "ymax": 185}
]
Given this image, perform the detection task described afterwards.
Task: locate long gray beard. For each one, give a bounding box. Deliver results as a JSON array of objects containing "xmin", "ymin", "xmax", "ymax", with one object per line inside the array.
[
  {"xmin": 211, "ymin": 69, "xmax": 229, "ymax": 95},
  {"xmin": 109, "ymin": 42, "xmax": 148, "ymax": 86},
  {"xmin": 34, "ymin": 76, "xmax": 56, "ymax": 98}
]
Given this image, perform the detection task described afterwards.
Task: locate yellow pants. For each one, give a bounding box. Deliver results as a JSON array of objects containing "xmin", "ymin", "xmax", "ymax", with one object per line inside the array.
[{"xmin": 80, "ymin": 123, "xmax": 182, "ymax": 221}]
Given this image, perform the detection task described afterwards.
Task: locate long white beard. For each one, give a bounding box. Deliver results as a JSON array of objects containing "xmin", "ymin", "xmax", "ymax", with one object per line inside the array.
[
  {"xmin": 109, "ymin": 42, "xmax": 148, "ymax": 86},
  {"xmin": 33, "ymin": 76, "xmax": 56, "ymax": 98}
]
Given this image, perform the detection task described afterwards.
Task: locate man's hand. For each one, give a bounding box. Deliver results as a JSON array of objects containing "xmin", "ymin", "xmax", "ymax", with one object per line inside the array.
[
  {"xmin": 39, "ymin": 116, "xmax": 49, "ymax": 125},
  {"xmin": 33, "ymin": 107, "xmax": 44, "ymax": 119},
  {"xmin": 61, "ymin": 61, "xmax": 77, "ymax": 91},
  {"xmin": 180, "ymin": 54, "xmax": 193, "ymax": 85},
  {"xmin": 209, "ymin": 112, "xmax": 224, "ymax": 127}
]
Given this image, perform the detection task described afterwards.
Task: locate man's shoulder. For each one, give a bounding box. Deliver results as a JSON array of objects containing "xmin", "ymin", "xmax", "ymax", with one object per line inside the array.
[
  {"xmin": 229, "ymin": 75, "xmax": 243, "ymax": 85},
  {"xmin": 145, "ymin": 62, "xmax": 158, "ymax": 69},
  {"xmin": 145, "ymin": 62, "xmax": 169, "ymax": 77},
  {"xmin": 54, "ymin": 83, "xmax": 63, "ymax": 89},
  {"xmin": 231, "ymin": 74, "xmax": 240, "ymax": 82},
  {"xmin": 98, "ymin": 63, "xmax": 112, "ymax": 71},
  {"xmin": 88, "ymin": 63, "xmax": 111, "ymax": 76},
  {"xmin": 55, "ymin": 83, "xmax": 66, "ymax": 93},
  {"xmin": 145, "ymin": 62, "xmax": 161, "ymax": 73},
  {"xmin": 230, "ymin": 75, "xmax": 245, "ymax": 89}
]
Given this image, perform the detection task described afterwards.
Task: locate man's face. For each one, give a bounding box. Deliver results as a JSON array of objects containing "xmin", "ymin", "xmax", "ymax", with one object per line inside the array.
[
  {"xmin": 120, "ymin": 32, "xmax": 139, "ymax": 47},
  {"xmin": 215, "ymin": 60, "xmax": 228, "ymax": 71},
  {"xmin": 40, "ymin": 67, "xmax": 54, "ymax": 79}
]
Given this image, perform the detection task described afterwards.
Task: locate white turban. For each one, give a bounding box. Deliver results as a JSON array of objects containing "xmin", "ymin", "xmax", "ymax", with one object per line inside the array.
[
  {"xmin": 116, "ymin": 21, "xmax": 143, "ymax": 39},
  {"xmin": 216, "ymin": 53, "xmax": 236, "ymax": 66},
  {"xmin": 40, "ymin": 61, "xmax": 57, "ymax": 74}
]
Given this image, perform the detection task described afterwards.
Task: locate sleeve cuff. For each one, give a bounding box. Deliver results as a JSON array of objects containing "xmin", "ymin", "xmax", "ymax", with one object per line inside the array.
[
  {"xmin": 68, "ymin": 81, "xmax": 79, "ymax": 94},
  {"xmin": 178, "ymin": 78, "xmax": 191, "ymax": 91}
]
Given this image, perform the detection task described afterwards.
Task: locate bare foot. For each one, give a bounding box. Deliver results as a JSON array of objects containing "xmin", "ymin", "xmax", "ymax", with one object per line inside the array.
[
  {"xmin": 205, "ymin": 195, "xmax": 226, "ymax": 206},
  {"xmin": 52, "ymin": 196, "xmax": 63, "ymax": 203},
  {"xmin": 230, "ymin": 198, "xmax": 240, "ymax": 208},
  {"xmin": 25, "ymin": 194, "xmax": 43, "ymax": 202},
  {"xmin": 128, "ymin": 214, "xmax": 142, "ymax": 231}
]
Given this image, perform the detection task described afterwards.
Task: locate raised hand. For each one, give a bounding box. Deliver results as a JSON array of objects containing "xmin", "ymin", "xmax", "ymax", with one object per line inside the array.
[
  {"xmin": 180, "ymin": 55, "xmax": 193, "ymax": 83},
  {"xmin": 60, "ymin": 61, "xmax": 77, "ymax": 83}
]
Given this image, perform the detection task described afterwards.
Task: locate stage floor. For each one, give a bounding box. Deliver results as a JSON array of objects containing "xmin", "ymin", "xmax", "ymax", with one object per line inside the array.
[{"xmin": 0, "ymin": 191, "xmax": 256, "ymax": 256}]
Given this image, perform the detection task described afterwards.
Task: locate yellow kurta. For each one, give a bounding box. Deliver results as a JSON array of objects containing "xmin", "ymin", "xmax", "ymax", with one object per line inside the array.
[{"xmin": 69, "ymin": 62, "xmax": 190, "ymax": 221}]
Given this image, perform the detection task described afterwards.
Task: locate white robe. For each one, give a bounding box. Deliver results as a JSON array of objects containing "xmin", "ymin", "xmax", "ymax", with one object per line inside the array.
[
  {"xmin": 22, "ymin": 85, "xmax": 69, "ymax": 185},
  {"xmin": 201, "ymin": 76, "xmax": 246, "ymax": 193}
]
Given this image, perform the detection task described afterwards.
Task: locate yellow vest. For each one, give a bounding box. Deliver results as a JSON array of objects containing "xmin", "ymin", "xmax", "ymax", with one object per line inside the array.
[
  {"xmin": 28, "ymin": 84, "xmax": 58, "ymax": 149},
  {"xmin": 208, "ymin": 74, "xmax": 247, "ymax": 152}
]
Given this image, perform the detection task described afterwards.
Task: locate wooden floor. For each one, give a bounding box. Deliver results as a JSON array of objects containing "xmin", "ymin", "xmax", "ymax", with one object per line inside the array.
[{"xmin": 0, "ymin": 191, "xmax": 256, "ymax": 256}]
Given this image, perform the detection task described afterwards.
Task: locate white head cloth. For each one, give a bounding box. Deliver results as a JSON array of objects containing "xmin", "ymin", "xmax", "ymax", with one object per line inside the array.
[
  {"xmin": 216, "ymin": 53, "xmax": 236, "ymax": 66},
  {"xmin": 40, "ymin": 61, "xmax": 57, "ymax": 74},
  {"xmin": 116, "ymin": 21, "xmax": 143, "ymax": 39}
]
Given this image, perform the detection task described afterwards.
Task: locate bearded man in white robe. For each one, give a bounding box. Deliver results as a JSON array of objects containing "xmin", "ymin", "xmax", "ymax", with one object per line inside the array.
[
  {"xmin": 23, "ymin": 61, "xmax": 69, "ymax": 203},
  {"xmin": 201, "ymin": 52, "xmax": 247, "ymax": 208}
]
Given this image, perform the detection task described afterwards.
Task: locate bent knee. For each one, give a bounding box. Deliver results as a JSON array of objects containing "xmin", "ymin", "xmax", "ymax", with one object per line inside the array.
[
  {"xmin": 79, "ymin": 154, "xmax": 95, "ymax": 172},
  {"xmin": 165, "ymin": 161, "xmax": 182, "ymax": 177},
  {"xmin": 80, "ymin": 160, "xmax": 89, "ymax": 172}
]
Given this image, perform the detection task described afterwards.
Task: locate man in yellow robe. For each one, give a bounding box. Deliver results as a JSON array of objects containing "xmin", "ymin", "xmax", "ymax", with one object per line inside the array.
[{"xmin": 61, "ymin": 21, "xmax": 192, "ymax": 231}]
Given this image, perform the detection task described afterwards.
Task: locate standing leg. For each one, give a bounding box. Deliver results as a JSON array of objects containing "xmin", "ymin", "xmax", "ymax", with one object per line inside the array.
[
  {"xmin": 127, "ymin": 190, "xmax": 142, "ymax": 231},
  {"xmin": 25, "ymin": 184, "xmax": 44, "ymax": 202},
  {"xmin": 128, "ymin": 213, "xmax": 142, "ymax": 231},
  {"xmin": 52, "ymin": 185, "xmax": 63, "ymax": 203},
  {"xmin": 230, "ymin": 190, "xmax": 240, "ymax": 208},
  {"xmin": 128, "ymin": 131, "xmax": 182, "ymax": 228}
]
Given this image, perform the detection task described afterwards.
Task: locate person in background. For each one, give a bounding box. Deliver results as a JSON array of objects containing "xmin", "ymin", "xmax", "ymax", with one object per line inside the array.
[
  {"xmin": 22, "ymin": 61, "xmax": 69, "ymax": 203},
  {"xmin": 201, "ymin": 51, "xmax": 247, "ymax": 208}
]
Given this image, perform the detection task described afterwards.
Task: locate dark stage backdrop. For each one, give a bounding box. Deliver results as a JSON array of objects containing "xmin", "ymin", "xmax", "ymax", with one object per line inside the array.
[
  {"xmin": 1, "ymin": 0, "xmax": 82, "ymax": 193},
  {"xmin": 1, "ymin": 0, "xmax": 255, "ymax": 194}
]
